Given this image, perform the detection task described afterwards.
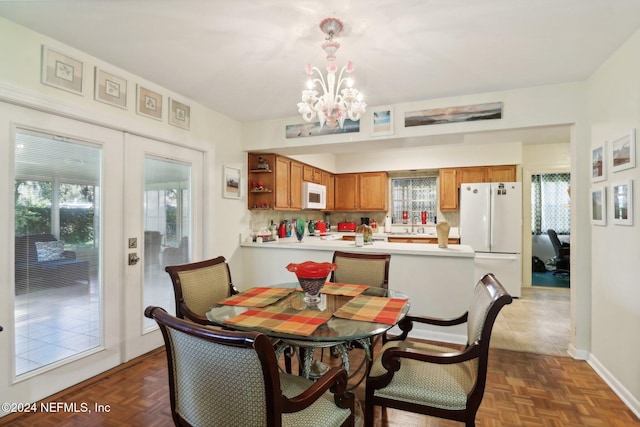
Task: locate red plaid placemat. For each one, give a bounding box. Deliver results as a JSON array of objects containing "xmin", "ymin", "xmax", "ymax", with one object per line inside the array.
[
  {"xmin": 219, "ymin": 287, "xmax": 296, "ymax": 307},
  {"xmin": 222, "ymin": 306, "xmax": 331, "ymax": 336},
  {"xmin": 322, "ymin": 282, "xmax": 369, "ymax": 296},
  {"xmin": 332, "ymin": 295, "xmax": 409, "ymax": 325},
  {"xmin": 295, "ymin": 282, "xmax": 369, "ymax": 296}
]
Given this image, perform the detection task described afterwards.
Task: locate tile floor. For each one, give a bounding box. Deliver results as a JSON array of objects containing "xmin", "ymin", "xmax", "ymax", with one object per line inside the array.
[{"xmin": 491, "ymin": 286, "xmax": 571, "ymax": 356}]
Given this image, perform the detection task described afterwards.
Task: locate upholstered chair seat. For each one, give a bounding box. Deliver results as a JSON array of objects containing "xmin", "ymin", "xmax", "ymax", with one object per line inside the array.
[{"xmin": 145, "ymin": 306, "xmax": 354, "ymax": 427}]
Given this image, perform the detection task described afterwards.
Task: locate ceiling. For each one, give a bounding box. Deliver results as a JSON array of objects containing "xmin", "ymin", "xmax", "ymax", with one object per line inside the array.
[{"xmin": 2, "ymin": 1, "xmax": 640, "ymax": 148}]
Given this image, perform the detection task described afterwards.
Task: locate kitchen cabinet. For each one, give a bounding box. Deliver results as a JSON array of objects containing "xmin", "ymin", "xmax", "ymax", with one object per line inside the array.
[
  {"xmin": 387, "ymin": 237, "xmax": 460, "ymax": 244},
  {"xmin": 321, "ymin": 171, "xmax": 335, "ymax": 210},
  {"xmin": 303, "ymin": 165, "xmax": 322, "ymax": 184},
  {"xmin": 248, "ymin": 153, "xmax": 276, "ymax": 210},
  {"xmin": 274, "ymin": 156, "xmax": 302, "ymax": 210},
  {"xmin": 247, "ymin": 154, "xmax": 302, "ymax": 210},
  {"xmin": 439, "ymin": 165, "xmax": 516, "ymax": 211},
  {"xmin": 334, "ymin": 172, "xmax": 388, "ymax": 211},
  {"xmin": 486, "ymin": 165, "xmax": 516, "ymax": 182},
  {"xmin": 439, "ymin": 168, "xmax": 458, "ymax": 211}
]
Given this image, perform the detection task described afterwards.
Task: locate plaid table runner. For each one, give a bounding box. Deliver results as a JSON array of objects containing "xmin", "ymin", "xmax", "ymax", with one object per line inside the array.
[
  {"xmin": 332, "ymin": 295, "xmax": 409, "ymax": 325},
  {"xmin": 295, "ymin": 282, "xmax": 369, "ymax": 296},
  {"xmin": 223, "ymin": 306, "xmax": 332, "ymax": 336},
  {"xmin": 219, "ymin": 287, "xmax": 296, "ymax": 307}
]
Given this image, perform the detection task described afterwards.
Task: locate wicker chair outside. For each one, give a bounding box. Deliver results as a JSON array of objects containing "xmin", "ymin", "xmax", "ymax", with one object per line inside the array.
[
  {"xmin": 330, "ymin": 251, "xmax": 391, "ymax": 289},
  {"xmin": 165, "ymin": 256, "xmax": 238, "ymax": 325},
  {"xmin": 364, "ymin": 273, "xmax": 513, "ymax": 427},
  {"xmin": 145, "ymin": 306, "xmax": 355, "ymax": 427}
]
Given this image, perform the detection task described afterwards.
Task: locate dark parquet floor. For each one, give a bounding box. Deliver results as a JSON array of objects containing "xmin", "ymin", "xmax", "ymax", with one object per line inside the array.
[{"xmin": 3, "ymin": 342, "xmax": 639, "ymax": 427}]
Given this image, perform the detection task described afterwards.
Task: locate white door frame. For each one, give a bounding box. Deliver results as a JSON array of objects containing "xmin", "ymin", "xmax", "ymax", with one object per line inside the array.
[
  {"xmin": 0, "ymin": 103, "xmax": 124, "ymax": 410},
  {"xmin": 122, "ymin": 132, "xmax": 204, "ymax": 361}
]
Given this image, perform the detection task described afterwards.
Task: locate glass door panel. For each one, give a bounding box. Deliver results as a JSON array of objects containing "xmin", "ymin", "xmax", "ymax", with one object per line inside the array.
[
  {"xmin": 142, "ymin": 157, "xmax": 192, "ymax": 330},
  {"xmin": 14, "ymin": 130, "xmax": 101, "ymax": 376}
]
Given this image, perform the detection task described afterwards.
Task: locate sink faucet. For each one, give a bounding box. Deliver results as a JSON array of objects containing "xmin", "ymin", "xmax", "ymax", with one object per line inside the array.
[{"xmin": 411, "ymin": 216, "xmax": 418, "ymax": 233}]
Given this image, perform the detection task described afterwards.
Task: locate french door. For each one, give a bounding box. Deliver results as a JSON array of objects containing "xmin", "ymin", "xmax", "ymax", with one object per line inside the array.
[
  {"xmin": 122, "ymin": 133, "xmax": 204, "ymax": 360},
  {"xmin": 0, "ymin": 103, "xmax": 204, "ymax": 414},
  {"xmin": 0, "ymin": 103, "xmax": 124, "ymax": 410}
]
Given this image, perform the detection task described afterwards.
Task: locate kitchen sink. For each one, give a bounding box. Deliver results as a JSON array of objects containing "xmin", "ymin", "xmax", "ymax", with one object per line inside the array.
[{"xmin": 389, "ymin": 232, "xmax": 436, "ymax": 237}]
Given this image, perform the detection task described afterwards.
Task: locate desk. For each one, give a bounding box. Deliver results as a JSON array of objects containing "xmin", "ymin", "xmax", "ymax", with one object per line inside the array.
[{"xmin": 206, "ymin": 282, "xmax": 410, "ymax": 381}]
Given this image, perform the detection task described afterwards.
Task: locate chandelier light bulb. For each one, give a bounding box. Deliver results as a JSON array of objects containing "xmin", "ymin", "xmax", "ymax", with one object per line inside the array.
[{"xmin": 297, "ymin": 17, "xmax": 366, "ymax": 129}]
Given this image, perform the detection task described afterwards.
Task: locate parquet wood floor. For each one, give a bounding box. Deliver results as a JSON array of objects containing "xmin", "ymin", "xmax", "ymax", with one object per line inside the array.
[{"xmin": 3, "ymin": 343, "xmax": 639, "ymax": 427}]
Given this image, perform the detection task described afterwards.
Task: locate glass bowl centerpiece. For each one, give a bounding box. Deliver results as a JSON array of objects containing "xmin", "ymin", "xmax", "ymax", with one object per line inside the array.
[{"xmin": 286, "ymin": 261, "xmax": 338, "ymax": 304}]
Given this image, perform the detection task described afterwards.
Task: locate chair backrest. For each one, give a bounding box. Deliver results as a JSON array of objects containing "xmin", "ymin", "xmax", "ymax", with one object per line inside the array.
[
  {"xmin": 465, "ymin": 273, "xmax": 513, "ymax": 409},
  {"xmin": 330, "ymin": 251, "xmax": 391, "ymax": 288},
  {"xmin": 547, "ymin": 229, "xmax": 564, "ymax": 258},
  {"xmin": 145, "ymin": 306, "xmax": 283, "ymax": 426},
  {"xmin": 165, "ymin": 256, "xmax": 237, "ymax": 324}
]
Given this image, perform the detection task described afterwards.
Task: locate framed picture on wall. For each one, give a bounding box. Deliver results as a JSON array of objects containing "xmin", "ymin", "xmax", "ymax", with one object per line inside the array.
[
  {"xmin": 611, "ymin": 180, "xmax": 633, "ymax": 225},
  {"xmin": 41, "ymin": 45, "xmax": 84, "ymax": 95},
  {"xmin": 611, "ymin": 129, "xmax": 635, "ymax": 173},
  {"xmin": 223, "ymin": 166, "xmax": 241, "ymax": 199},
  {"xmin": 136, "ymin": 85, "xmax": 163, "ymax": 120},
  {"xmin": 371, "ymin": 106, "xmax": 394, "ymax": 136},
  {"xmin": 590, "ymin": 186, "xmax": 606, "ymax": 226},
  {"xmin": 94, "ymin": 67, "xmax": 127, "ymax": 109},
  {"xmin": 168, "ymin": 98, "xmax": 191, "ymax": 130},
  {"xmin": 591, "ymin": 142, "xmax": 606, "ymax": 182}
]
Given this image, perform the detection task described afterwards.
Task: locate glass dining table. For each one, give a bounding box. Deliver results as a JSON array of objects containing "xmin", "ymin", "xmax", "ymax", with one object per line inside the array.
[{"xmin": 206, "ymin": 282, "xmax": 410, "ymax": 383}]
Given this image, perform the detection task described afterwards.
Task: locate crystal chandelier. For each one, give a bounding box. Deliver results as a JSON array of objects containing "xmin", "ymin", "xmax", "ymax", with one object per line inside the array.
[{"xmin": 297, "ymin": 17, "xmax": 366, "ymax": 129}]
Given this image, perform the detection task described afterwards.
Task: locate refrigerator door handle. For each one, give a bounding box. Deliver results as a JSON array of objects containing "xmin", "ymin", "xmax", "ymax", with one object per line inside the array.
[{"xmin": 489, "ymin": 186, "xmax": 495, "ymax": 250}]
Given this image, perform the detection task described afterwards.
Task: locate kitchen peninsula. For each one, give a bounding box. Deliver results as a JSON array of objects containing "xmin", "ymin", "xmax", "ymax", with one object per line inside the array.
[{"xmin": 240, "ymin": 237, "xmax": 475, "ymax": 343}]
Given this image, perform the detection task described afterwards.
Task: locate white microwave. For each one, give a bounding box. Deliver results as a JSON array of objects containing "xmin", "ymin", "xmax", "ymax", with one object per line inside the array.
[{"xmin": 302, "ymin": 182, "xmax": 327, "ymax": 209}]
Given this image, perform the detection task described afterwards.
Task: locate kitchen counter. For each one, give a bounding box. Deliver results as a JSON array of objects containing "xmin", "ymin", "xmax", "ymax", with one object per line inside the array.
[{"xmin": 240, "ymin": 235, "xmax": 475, "ymax": 345}]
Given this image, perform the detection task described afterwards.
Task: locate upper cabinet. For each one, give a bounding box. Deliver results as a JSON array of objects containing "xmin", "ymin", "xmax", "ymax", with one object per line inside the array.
[
  {"xmin": 439, "ymin": 165, "xmax": 516, "ymax": 211},
  {"xmin": 248, "ymin": 154, "xmax": 302, "ymax": 210},
  {"xmin": 274, "ymin": 156, "xmax": 302, "ymax": 210},
  {"xmin": 321, "ymin": 171, "xmax": 335, "ymax": 211},
  {"xmin": 334, "ymin": 172, "xmax": 388, "ymax": 211},
  {"xmin": 303, "ymin": 165, "xmax": 323, "ymax": 184}
]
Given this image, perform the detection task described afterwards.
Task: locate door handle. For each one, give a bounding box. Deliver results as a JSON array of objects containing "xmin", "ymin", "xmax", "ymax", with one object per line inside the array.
[{"xmin": 128, "ymin": 253, "xmax": 140, "ymax": 265}]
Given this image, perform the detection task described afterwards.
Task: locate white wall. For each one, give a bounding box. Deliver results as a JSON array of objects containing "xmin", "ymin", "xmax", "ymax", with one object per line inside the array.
[
  {"xmin": 0, "ymin": 18, "xmax": 247, "ymax": 266},
  {"xmin": 587, "ymin": 28, "xmax": 640, "ymax": 413}
]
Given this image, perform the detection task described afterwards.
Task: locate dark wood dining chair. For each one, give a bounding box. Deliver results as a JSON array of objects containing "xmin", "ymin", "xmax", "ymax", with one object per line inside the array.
[
  {"xmin": 364, "ymin": 273, "xmax": 512, "ymax": 427},
  {"xmin": 330, "ymin": 251, "xmax": 391, "ymax": 288},
  {"xmin": 145, "ymin": 306, "xmax": 355, "ymax": 427},
  {"xmin": 165, "ymin": 256, "xmax": 238, "ymax": 325}
]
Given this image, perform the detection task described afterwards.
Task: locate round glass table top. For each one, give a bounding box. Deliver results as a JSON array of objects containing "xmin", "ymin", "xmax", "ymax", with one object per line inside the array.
[{"xmin": 206, "ymin": 282, "xmax": 410, "ymax": 342}]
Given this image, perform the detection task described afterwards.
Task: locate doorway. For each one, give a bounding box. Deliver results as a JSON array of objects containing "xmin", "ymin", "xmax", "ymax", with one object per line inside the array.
[{"xmin": 530, "ymin": 172, "xmax": 571, "ymax": 288}]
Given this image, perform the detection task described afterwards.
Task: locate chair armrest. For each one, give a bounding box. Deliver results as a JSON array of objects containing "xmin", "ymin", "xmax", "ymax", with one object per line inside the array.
[
  {"xmin": 282, "ymin": 367, "xmax": 353, "ymax": 413},
  {"xmin": 380, "ymin": 343, "xmax": 480, "ymax": 372},
  {"xmin": 384, "ymin": 312, "xmax": 468, "ymax": 343}
]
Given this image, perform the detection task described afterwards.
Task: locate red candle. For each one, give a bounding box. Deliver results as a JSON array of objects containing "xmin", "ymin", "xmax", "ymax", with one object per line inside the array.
[{"xmin": 421, "ymin": 211, "xmax": 427, "ymax": 224}]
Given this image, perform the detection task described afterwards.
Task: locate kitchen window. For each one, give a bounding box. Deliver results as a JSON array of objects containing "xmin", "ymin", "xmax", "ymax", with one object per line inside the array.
[{"xmin": 391, "ymin": 176, "xmax": 438, "ymax": 224}]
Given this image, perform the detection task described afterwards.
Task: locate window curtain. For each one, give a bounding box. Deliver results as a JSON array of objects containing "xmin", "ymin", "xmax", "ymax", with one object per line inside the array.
[{"xmin": 531, "ymin": 173, "xmax": 571, "ymax": 234}]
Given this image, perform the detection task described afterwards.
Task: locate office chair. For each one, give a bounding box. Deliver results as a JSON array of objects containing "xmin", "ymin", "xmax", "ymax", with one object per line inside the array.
[{"xmin": 547, "ymin": 229, "xmax": 570, "ymax": 276}]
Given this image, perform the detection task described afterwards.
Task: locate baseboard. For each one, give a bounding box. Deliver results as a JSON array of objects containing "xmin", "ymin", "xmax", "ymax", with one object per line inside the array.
[{"xmin": 588, "ymin": 353, "xmax": 640, "ymax": 419}]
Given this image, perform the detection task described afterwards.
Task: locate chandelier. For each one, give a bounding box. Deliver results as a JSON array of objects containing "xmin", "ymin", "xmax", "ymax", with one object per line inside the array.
[{"xmin": 297, "ymin": 17, "xmax": 366, "ymax": 129}]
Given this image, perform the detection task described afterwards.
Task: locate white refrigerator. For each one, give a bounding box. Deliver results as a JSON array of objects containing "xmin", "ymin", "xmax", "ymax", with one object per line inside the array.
[{"xmin": 459, "ymin": 182, "xmax": 522, "ymax": 297}]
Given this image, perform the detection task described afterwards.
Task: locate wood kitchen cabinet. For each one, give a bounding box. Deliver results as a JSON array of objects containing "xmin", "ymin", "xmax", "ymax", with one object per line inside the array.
[
  {"xmin": 387, "ymin": 237, "xmax": 460, "ymax": 244},
  {"xmin": 274, "ymin": 156, "xmax": 302, "ymax": 210},
  {"xmin": 439, "ymin": 168, "xmax": 458, "ymax": 211},
  {"xmin": 248, "ymin": 153, "xmax": 276, "ymax": 210},
  {"xmin": 486, "ymin": 165, "xmax": 516, "ymax": 182},
  {"xmin": 334, "ymin": 171, "xmax": 388, "ymax": 211},
  {"xmin": 321, "ymin": 171, "xmax": 335, "ymax": 210},
  {"xmin": 303, "ymin": 165, "xmax": 322, "ymax": 184},
  {"xmin": 439, "ymin": 165, "xmax": 516, "ymax": 211}
]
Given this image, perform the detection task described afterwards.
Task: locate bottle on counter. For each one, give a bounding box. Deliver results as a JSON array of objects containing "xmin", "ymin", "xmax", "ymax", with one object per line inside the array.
[{"xmin": 384, "ymin": 215, "xmax": 392, "ymax": 233}]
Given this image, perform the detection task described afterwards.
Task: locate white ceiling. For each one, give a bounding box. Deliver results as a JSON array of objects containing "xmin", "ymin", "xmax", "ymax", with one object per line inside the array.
[{"xmin": 2, "ymin": 0, "xmax": 640, "ymax": 147}]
